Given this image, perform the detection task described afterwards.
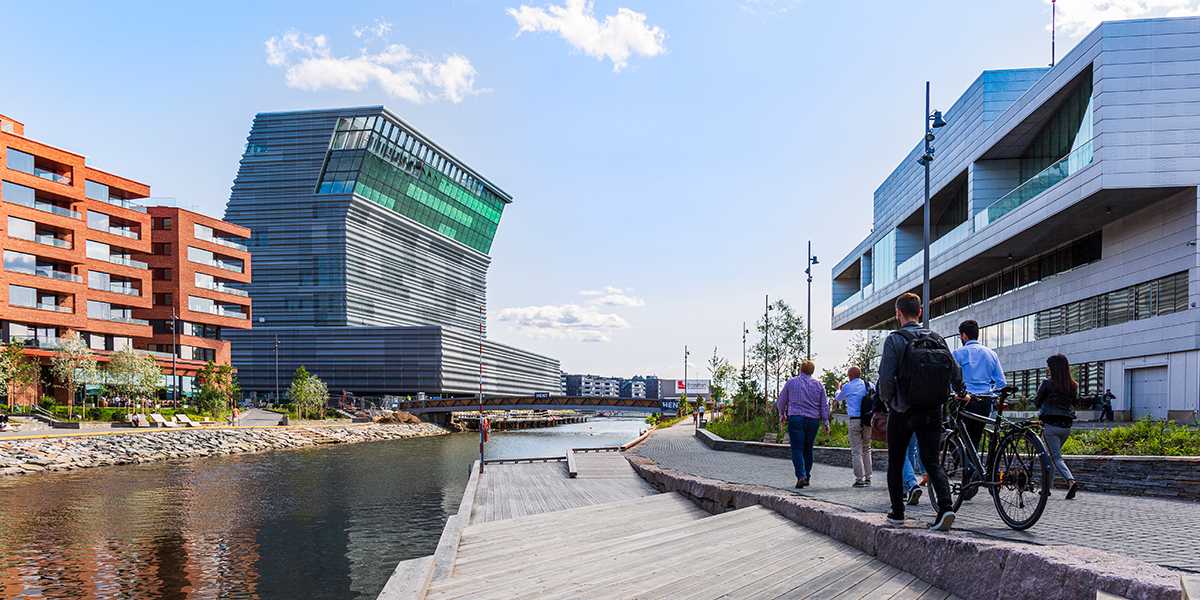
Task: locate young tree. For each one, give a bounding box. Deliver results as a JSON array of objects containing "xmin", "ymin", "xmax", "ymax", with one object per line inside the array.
[
  {"xmin": 749, "ymin": 300, "xmax": 809, "ymax": 401},
  {"xmin": 50, "ymin": 333, "xmax": 98, "ymax": 418},
  {"xmin": 289, "ymin": 366, "xmax": 328, "ymax": 420},
  {"xmin": 843, "ymin": 331, "xmax": 884, "ymax": 382},
  {"xmin": 106, "ymin": 348, "xmax": 163, "ymax": 414},
  {"xmin": 196, "ymin": 361, "xmax": 239, "ymax": 419},
  {"xmin": 707, "ymin": 347, "xmax": 735, "ymax": 407},
  {"xmin": 819, "ymin": 369, "xmax": 847, "ymax": 399},
  {"xmin": 0, "ymin": 341, "xmax": 38, "ymax": 411}
]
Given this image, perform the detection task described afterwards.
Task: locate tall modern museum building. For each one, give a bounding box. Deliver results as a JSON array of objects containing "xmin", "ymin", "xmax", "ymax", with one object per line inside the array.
[
  {"xmin": 831, "ymin": 17, "xmax": 1200, "ymax": 422},
  {"xmin": 224, "ymin": 106, "xmax": 560, "ymax": 399}
]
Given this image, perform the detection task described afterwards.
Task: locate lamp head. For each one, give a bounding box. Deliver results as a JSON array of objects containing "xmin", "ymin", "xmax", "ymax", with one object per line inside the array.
[
  {"xmin": 812, "ymin": 256, "xmax": 819, "ymax": 265},
  {"xmin": 931, "ymin": 110, "xmax": 947, "ymax": 128}
]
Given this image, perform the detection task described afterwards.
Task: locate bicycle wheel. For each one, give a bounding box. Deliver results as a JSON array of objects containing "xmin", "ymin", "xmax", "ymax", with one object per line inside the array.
[
  {"xmin": 930, "ymin": 432, "xmax": 968, "ymax": 512},
  {"xmin": 990, "ymin": 430, "xmax": 1051, "ymax": 530}
]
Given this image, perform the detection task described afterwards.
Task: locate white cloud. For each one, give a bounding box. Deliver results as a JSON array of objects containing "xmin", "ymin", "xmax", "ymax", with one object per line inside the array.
[
  {"xmin": 264, "ymin": 25, "xmax": 481, "ymax": 104},
  {"xmin": 580, "ymin": 285, "xmax": 645, "ymax": 307},
  {"xmin": 506, "ymin": 0, "xmax": 666, "ymax": 72},
  {"xmin": 494, "ymin": 304, "xmax": 630, "ymax": 342},
  {"xmin": 1050, "ymin": 0, "xmax": 1200, "ymax": 37}
]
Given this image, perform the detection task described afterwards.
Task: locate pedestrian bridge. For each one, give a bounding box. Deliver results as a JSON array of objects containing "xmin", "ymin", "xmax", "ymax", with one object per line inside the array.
[{"xmin": 390, "ymin": 395, "xmax": 663, "ymax": 415}]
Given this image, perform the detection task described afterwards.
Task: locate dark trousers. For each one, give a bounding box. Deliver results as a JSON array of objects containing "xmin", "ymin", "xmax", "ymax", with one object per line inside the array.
[
  {"xmin": 962, "ymin": 397, "xmax": 993, "ymax": 479},
  {"xmin": 787, "ymin": 416, "xmax": 820, "ymax": 480},
  {"xmin": 1101, "ymin": 405, "xmax": 1114, "ymax": 421},
  {"xmin": 888, "ymin": 409, "xmax": 952, "ymax": 515}
]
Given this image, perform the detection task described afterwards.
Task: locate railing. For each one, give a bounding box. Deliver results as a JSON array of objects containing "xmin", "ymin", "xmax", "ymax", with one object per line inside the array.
[
  {"xmin": 100, "ymin": 315, "xmax": 150, "ymax": 326},
  {"xmin": 832, "ymin": 290, "xmax": 863, "ymax": 317},
  {"xmin": 14, "ymin": 337, "xmax": 61, "ymax": 349},
  {"xmin": 26, "ymin": 267, "xmax": 83, "ymax": 283},
  {"xmin": 34, "ymin": 167, "xmax": 71, "ymax": 185},
  {"xmin": 202, "ymin": 235, "xmax": 249, "ymax": 252},
  {"xmin": 107, "ymin": 255, "xmax": 149, "ymax": 269},
  {"xmin": 931, "ymin": 220, "xmax": 972, "ymax": 257},
  {"xmin": 217, "ymin": 306, "xmax": 247, "ymax": 319},
  {"xmin": 35, "ymin": 234, "xmax": 71, "ymax": 249},
  {"xmin": 191, "ymin": 256, "xmax": 244, "ymax": 273},
  {"xmin": 197, "ymin": 281, "xmax": 249, "ymax": 297},
  {"xmin": 898, "ymin": 251, "xmax": 923, "ymax": 278},
  {"xmin": 975, "ymin": 137, "xmax": 1095, "ymax": 232},
  {"xmin": 4, "ymin": 194, "xmax": 81, "ymax": 219},
  {"xmin": 89, "ymin": 223, "xmax": 139, "ymax": 239},
  {"xmin": 98, "ymin": 196, "xmax": 147, "ymax": 213}
]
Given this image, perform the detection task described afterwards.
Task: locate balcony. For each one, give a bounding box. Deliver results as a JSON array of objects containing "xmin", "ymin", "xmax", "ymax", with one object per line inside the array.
[
  {"xmin": 89, "ymin": 223, "xmax": 140, "ymax": 239},
  {"xmin": 192, "ymin": 256, "xmax": 244, "ymax": 273},
  {"xmin": 33, "ymin": 166, "xmax": 71, "ymax": 185},
  {"xmin": 106, "ymin": 255, "xmax": 149, "ymax": 269},
  {"xmin": 10, "ymin": 301, "xmax": 72, "ymax": 313},
  {"xmin": 4, "ymin": 194, "xmax": 81, "ymax": 220},
  {"xmin": 194, "ymin": 304, "xmax": 248, "ymax": 319},
  {"xmin": 13, "ymin": 337, "xmax": 61, "ymax": 350},
  {"xmin": 197, "ymin": 232, "xmax": 248, "ymax": 252},
  {"xmin": 98, "ymin": 315, "xmax": 150, "ymax": 326},
  {"xmin": 197, "ymin": 281, "xmax": 249, "ymax": 297},
  {"xmin": 975, "ymin": 138, "xmax": 1095, "ymax": 232},
  {"xmin": 9, "ymin": 232, "xmax": 72, "ymax": 249},
  {"xmin": 97, "ymin": 196, "xmax": 147, "ymax": 213},
  {"xmin": 19, "ymin": 267, "xmax": 83, "ymax": 283}
]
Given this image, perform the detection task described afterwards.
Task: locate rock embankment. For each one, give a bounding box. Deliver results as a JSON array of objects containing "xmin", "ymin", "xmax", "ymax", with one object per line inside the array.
[{"xmin": 0, "ymin": 423, "xmax": 447, "ymax": 477}]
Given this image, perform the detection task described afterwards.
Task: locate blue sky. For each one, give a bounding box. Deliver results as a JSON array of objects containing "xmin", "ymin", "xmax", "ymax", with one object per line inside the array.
[{"xmin": 4, "ymin": 0, "xmax": 1191, "ymax": 378}]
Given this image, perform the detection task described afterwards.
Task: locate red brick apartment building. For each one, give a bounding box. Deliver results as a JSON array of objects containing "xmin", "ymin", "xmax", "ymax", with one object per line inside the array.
[{"xmin": 0, "ymin": 113, "xmax": 251, "ymax": 404}]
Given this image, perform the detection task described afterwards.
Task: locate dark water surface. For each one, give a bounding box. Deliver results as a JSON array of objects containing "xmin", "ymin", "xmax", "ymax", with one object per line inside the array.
[{"xmin": 0, "ymin": 417, "xmax": 645, "ymax": 599}]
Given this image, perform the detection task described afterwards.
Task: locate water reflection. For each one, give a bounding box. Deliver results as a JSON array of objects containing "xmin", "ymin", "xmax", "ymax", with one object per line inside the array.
[{"xmin": 0, "ymin": 417, "xmax": 644, "ymax": 599}]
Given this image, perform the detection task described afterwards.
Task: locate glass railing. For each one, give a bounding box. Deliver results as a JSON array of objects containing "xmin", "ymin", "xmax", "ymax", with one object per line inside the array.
[
  {"xmin": 102, "ymin": 315, "xmax": 150, "ymax": 326},
  {"xmin": 832, "ymin": 290, "xmax": 863, "ymax": 316},
  {"xmin": 34, "ymin": 234, "xmax": 71, "ymax": 249},
  {"xmin": 219, "ymin": 307, "xmax": 247, "ymax": 319},
  {"xmin": 198, "ymin": 234, "xmax": 249, "ymax": 252},
  {"xmin": 14, "ymin": 337, "xmax": 61, "ymax": 349},
  {"xmin": 931, "ymin": 220, "xmax": 972, "ymax": 258},
  {"xmin": 4, "ymin": 194, "xmax": 81, "ymax": 219},
  {"xmin": 32, "ymin": 267, "xmax": 82, "ymax": 283},
  {"xmin": 33, "ymin": 302, "xmax": 72, "ymax": 313},
  {"xmin": 975, "ymin": 138, "xmax": 1095, "ymax": 232},
  {"xmin": 34, "ymin": 167, "xmax": 71, "ymax": 185},
  {"xmin": 898, "ymin": 251, "xmax": 923, "ymax": 278},
  {"xmin": 107, "ymin": 255, "xmax": 149, "ymax": 269},
  {"xmin": 99, "ymin": 196, "xmax": 148, "ymax": 213},
  {"xmin": 89, "ymin": 223, "xmax": 139, "ymax": 239},
  {"xmin": 198, "ymin": 281, "xmax": 249, "ymax": 297}
]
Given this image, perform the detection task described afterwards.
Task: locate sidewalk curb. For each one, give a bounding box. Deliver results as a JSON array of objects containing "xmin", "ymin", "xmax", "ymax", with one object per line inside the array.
[{"xmin": 625, "ymin": 453, "xmax": 1182, "ymax": 600}]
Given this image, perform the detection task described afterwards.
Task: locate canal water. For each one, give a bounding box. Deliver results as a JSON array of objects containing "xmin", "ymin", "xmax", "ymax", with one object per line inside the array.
[{"xmin": 0, "ymin": 417, "xmax": 646, "ymax": 599}]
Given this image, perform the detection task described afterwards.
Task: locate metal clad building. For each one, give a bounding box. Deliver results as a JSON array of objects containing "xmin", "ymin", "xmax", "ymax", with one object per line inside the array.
[
  {"xmin": 224, "ymin": 107, "xmax": 559, "ymax": 398},
  {"xmin": 831, "ymin": 17, "xmax": 1200, "ymax": 422}
]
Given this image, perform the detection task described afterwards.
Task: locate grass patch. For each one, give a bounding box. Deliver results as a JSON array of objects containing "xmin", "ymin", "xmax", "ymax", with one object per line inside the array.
[
  {"xmin": 707, "ymin": 416, "xmax": 886, "ymax": 449},
  {"xmin": 1062, "ymin": 419, "xmax": 1200, "ymax": 456}
]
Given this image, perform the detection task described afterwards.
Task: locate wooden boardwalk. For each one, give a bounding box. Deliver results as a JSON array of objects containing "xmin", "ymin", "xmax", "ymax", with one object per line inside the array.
[{"xmin": 381, "ymin": 451, "xmax": 957, "ymax": 599}]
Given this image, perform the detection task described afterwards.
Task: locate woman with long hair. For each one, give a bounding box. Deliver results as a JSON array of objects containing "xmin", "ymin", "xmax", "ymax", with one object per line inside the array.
[{"xmin": 1035, "ymin": 354, "xmax": 1080, "ymax": 499}]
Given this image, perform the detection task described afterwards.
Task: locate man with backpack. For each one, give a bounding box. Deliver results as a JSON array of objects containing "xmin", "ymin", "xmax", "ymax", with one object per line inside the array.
[
  {"xmin": 835, "ymin": 366, "xmax": 875, "ymax": 487},
  {"xmin": 877, "ymin": 293, "xmax": 965, "ymax": 531}
]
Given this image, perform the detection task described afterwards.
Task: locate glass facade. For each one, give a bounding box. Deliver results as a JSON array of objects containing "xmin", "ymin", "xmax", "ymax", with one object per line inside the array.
[
  {"xmin": 1005, "ymin": 361, "xmax": 1105, "ymax": 404},
  {"xmin": 316, "ymin": 114, "xmax": 506, "ymax": 254},
  {"xmin": 872, "ymin": 229, "xmax": 897, "ymax": 290}
]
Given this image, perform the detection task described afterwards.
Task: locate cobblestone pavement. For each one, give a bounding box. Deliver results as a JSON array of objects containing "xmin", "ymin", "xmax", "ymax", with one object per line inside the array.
[{"xmin": 635, "ymin": 423, "xmax": 1200, "ymax": 572}]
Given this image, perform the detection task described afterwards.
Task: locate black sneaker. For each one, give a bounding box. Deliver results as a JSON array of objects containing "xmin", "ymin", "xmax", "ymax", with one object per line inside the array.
[
  {"xmin": 886, "ymin": 511, "xmax": 905, "ymax": 524},
  {"xmin": 929, "ymin": 511, "xmax": 956, "ymax": 532},
  {"xmin": 864, "ymin": 478, "xmax": 872, "ymax": 486},
  {"xmin": 852, "ymin": 480, "xmax": 867, "ymax": 488},
  {"xmin": 906, "ymin": 486, "xmax": 923, "ymax": 506},
  {"xmin": 1065, "ymin": 481, "xmax": 1079, "ymax": 500}
]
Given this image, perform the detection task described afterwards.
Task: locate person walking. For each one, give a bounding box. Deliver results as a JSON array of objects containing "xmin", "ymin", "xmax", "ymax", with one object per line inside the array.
[
  {"xmin": 1036, "ymin": 354, "xmax": 1080, "ymax": 500},
  {"xmin": 1101, "ymin": 389, "xmax": 1116, "ymax": 422},
  {"xmin": 835, "ymin": 366, "xmax": 873, "ymax": 487},
  {"xmin": 878, "ymin": 293, "xmax": 964, "ymax": 531},
  {"xmin": 952, "ymin": 319, "xmax": 1006, "ymax": 498},
  {"xmin": 776, "ymin": 360, "xmax": 830, "ymax": 489}
]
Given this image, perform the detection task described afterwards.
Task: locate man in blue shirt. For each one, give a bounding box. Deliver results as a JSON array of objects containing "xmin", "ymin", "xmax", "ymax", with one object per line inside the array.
[
  {"xmin": 835, "ymin": 367, "xmax": 872, "ymax": 487},
  {"xmin": 952, "ymin": 320, "xmax": 1007, "ymax": 460}
]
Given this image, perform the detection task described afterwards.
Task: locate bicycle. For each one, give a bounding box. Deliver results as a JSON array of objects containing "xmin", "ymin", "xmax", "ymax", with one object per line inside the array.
[{"xmin": 929, "ymin": 385, "xmax": 1052, "ymax": 530}]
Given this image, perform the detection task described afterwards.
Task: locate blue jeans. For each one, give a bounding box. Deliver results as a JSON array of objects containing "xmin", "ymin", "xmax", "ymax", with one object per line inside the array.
[
  {"xmin": 787, "ymin": 416, "xmax": 821, "ymax": 480},
  {"xmin": 902, "ymin": 433, "xmax": 926, "ymax": 491}
]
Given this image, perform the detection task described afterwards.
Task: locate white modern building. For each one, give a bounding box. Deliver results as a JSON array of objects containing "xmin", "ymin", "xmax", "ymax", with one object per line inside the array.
[{"xmin": 831, "ymin": 17, "xmax": 1200, "ymax": 423}]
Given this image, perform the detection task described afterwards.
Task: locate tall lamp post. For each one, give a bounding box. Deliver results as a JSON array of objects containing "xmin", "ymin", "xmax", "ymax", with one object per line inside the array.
[
  {"xmin": 804, "ymin": 241, "xmax": 818, "ymax": 360},
  {"xmin": 916, "ymin": 81, "xmax": 947, "ymax": 327},
  {"xmin": 171, "ymin": 308, "xmax": 179, "ymax": 408},
  {"xmin": 683, "ymin": 344, "xmax": 689, "ymax": 420},
  {"xmin": 763, "ymin": 294, "xmax": 772, "ymax": 412},
  {"xmin": 741, "ymin": 322, "xmax": 748, "ymax": 383}
]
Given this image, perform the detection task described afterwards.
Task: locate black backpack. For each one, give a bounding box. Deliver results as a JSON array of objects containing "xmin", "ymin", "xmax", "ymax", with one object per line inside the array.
[
  {"xmin": 895, "ymin": 328, "xmax": 956, "ymax": 411},
  {"xmin": 860, "ymin": 379, "xmax": 880, "ymax": 417}
]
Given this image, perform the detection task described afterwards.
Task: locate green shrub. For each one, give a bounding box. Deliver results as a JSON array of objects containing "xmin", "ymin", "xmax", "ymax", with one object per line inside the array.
[{"xmin": 1062, "ymin": 419, "xmax": 1200, "ymax": 456}]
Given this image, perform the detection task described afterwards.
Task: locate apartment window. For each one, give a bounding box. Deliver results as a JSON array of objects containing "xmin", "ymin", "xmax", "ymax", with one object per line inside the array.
[
  {"xmin": 87, "ymin": 211, "xmax": 110, "ymax": 230},
  {"xmin": 5, "ymin": 148, "xmax": 34, "ymax": 173},
  {"xmin": 194, "ymin": 223, "xmax": 213, "ymax": 239},
  {"xmin": 8, "ymin": 285, "xmax": 36, "ymax": 308},
  {"xmin": 152, "ymin": 268, "xmax": 172, "ymax": 281},
  {"xmin": 7, "ymin": 216, "xmax": 34, "ymax": 240},
  {"xmin": 153, "ymin": 217, "xmax": 173, "ymax": 230},
  {"xmin": 3, "ymin": 250, "xmax": 34, "ymax": 274},
  {"xmin": 1, "ymin": 180, "xmax": 35, "ymax": 205},
  {"xmin": 188, "ymin": 295, "xmax": 214, "ymax": 313},
  {"xmin": 187, "ymin": 246, "xmax": 210, "ymax": 263},
  {"xmin": 154, "ymin": 293, "xmax": 173, "ymax": 306},
  {"xmin": 87, "ymin": 300, "xmax": 110, "ymax": 319},
  {"xmin": 87, "ymin": 333, "xmax": 107, "ymax": 351},
  {"xmin": 86, "ymin": 240, "xmax": 110, "ymax": 260},
  {"xmin": 152, "ymin": 242, "xmax": 172, "ymax": 255},
  {"xmin": 85, "ymin": 180, "xmax": 109, "ymax": 201}
]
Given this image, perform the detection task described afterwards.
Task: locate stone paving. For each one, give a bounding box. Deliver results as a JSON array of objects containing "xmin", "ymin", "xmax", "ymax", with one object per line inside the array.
[{"xmin": 635, "ymin": 422, "xmax": 1200, "ymax": 572}]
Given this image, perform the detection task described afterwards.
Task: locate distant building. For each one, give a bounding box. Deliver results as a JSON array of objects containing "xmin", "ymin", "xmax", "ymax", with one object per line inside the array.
[
  {"xmin": 223, "ymin": 107, "xmax": 559, "ymax": 399},
  {"xmin": 563, "ymin": 373, "xmax": 621, "ymax": 398},
  {"xmin": 620, "ymin": 377, "xmax": 647, "ymax": 399}
]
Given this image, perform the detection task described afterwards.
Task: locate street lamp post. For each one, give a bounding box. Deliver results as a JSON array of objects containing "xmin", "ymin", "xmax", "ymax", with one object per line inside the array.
[
  {"xmin": 171, "ymin": 308, "xmax": 179, "ymax": 408},
  {"xmin": 804, "ymin": 241, "xmax": 819, "ymax": 360},
  {"xmin": 274, "ymin": 334, "xmax": 280, "ymax": 404},
  {"xmin": 741, "ymin": 322, "xmax": 748, "ymax": 383},
  {"xmin": 917, "ymin": 81, "xmax": 947, "ymax": 327},
  {"xmin": 683, "ymin": 344, "xmax": 689, "ymax": 421},
  {"xmin": 763, "ymin": 294, "xmax": 771, "ymax": 412}
]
